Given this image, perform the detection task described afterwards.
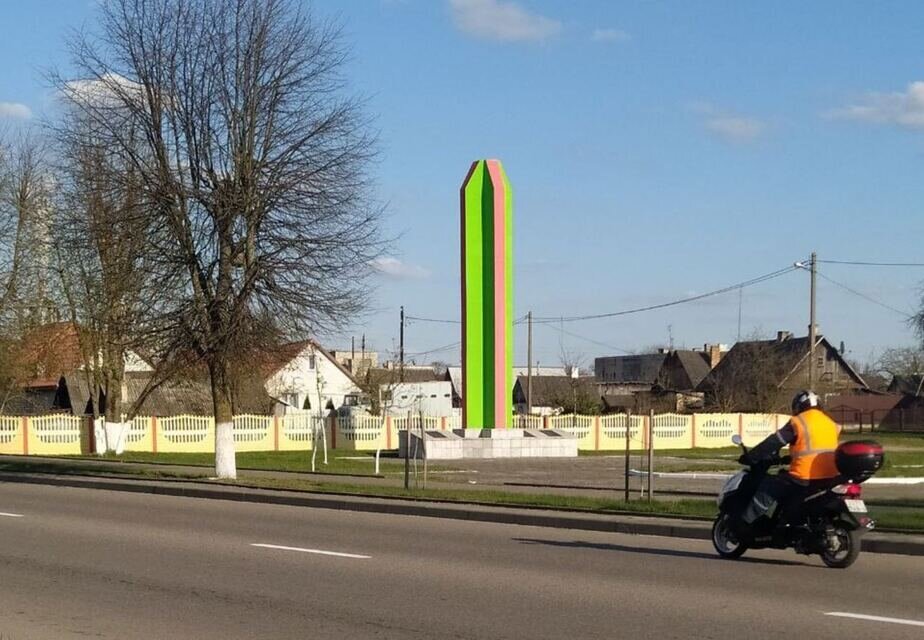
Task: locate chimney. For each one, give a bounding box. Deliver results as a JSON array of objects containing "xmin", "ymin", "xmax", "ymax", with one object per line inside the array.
[
  {"xmin": 777, "ymin": 331, "xmax": 793, "ymax": 343},
  {"xmin": 708, "ymin": 344, "xmax": 723, "ymax": 369}
]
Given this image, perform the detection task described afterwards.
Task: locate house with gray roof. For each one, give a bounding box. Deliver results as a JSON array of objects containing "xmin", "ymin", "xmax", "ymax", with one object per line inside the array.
[
  {"xmin": 698, "ymin": 332, "xmax": 867, "ymax": 412},
  {"xmin": 594, "ymin": 346, "xmax": 724, "ymax": 413}
]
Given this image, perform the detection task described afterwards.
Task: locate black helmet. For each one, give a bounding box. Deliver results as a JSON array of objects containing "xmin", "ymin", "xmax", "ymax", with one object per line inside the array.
[{"xmin": 792, "ymin": 390, "xmax": 820, "ymax": 414}]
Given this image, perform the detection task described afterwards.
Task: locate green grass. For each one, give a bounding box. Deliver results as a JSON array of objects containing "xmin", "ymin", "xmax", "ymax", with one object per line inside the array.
[
  {"xmin": 226, "ymin": 475, "xmax": 719, "ymax": 518},
  {"xmin": 0, "ymin": 457, "xmax": 920, "ymax": 532},
  {"xmin": 864, "ymin": 506, "xmax": 924, "ymax": 532},
  {"xmin": 652, "ymin": 438, "xmax": 924, "ymax": 478},
  {"xmin": 841, "ymin": 432, "xmax": 924, "ymax": 449},
  {"xmin": 77, "ymin": 450, "xmax": 406, "ymax": 476}
]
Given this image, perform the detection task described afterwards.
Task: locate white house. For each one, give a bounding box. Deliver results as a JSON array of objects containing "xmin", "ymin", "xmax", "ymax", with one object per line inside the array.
[
  {"xmin": 263, "ymin": 340, "xmax": 362, "ymax": 415},
  {"xmin": 383, "ymin": 381, "xmax": 454, "ymax": 417}
]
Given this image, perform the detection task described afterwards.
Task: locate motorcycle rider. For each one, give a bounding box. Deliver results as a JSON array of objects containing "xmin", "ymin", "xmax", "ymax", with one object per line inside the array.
[{"xmin": 739, "ymin": 390, "xmax": 842, "ymax": 530}]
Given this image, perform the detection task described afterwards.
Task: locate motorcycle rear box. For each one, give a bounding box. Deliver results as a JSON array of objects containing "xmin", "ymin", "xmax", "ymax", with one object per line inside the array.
[{"xmin": 835, "ymin": 440, "xmax": 884, "ymax": 483}]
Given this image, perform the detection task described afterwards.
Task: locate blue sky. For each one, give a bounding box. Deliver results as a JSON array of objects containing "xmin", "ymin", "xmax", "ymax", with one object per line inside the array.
[{"xmin": 2, "ymin": 0, "xmax": 924, "ymax": 369}]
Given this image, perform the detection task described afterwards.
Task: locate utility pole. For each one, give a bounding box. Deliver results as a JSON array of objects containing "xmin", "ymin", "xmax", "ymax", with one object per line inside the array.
[
  {"xmin": 808, "ymin": 252, "xmax": 817, "ymax": 389},
  {"xmin": 737, "ymin": 286, "xmax": 743, "ymax": 343},
  {"xmin": 361, "ymin": 333, "xmax": 366, "ymax": 375},
  {"xmin": 351, "ymin": 336, "xmax": 355, "ymax": 374},
  {"xmin": 647, "ymin": 409, "xmax": 654, "ymax": 503},
  {"xmin": 624, "ymin": 408, "xmax": 632, "ymax": 503},
  {"xmin": 399, "ymin": 306, "xmax": 405, "ymax": 382},
  {"xmin": 527, "ymin": 311, "xmax": 533, "ymax": 417}
]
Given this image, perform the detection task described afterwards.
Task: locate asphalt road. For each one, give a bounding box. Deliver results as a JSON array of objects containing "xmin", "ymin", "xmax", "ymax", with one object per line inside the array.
[{"xmin": 0, "ymin": 483, "xmax": 922, "ymax": 640}]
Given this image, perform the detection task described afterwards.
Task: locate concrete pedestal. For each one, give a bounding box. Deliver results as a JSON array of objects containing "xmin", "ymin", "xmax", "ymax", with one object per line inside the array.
[{"xmin": 398, "ymin": 428, "xmax": 578, "ymax": 460}]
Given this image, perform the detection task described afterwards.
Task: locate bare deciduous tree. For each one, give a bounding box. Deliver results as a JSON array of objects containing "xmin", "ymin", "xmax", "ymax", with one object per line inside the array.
[
  {"xmin": 877, "ymin": 346, "xmax": 924, "ymax": 380},
  {"xmin": 0, "ymin": 131, "xmax": 57, "ymax": 411},
  {"xmin": 54, "ymin": 0, "xmax": 384, "ymax": 477},
  {"xmin": 0, "ymin": 132, "xmax": 55, "ymax": 332},
  {"xmin": 50, "ymin": 103, "xmax": 166, "ymax": 452},
  {"xmin": 702, "ymin": 332, "xmax": 793, "ymax": 413}
]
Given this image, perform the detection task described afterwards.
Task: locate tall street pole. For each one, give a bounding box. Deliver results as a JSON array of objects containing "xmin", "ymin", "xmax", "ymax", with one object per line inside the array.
[
  {"xmin": 527, "ymin": 311, "xmax": 533, "ymax": 417},
  {"xmin": 808, "ymin": 252, "xmax": 817, "ymax": 389},
  {"xmin": 399, "ymin": 306, "xmax": 405, "ymax": 382}
]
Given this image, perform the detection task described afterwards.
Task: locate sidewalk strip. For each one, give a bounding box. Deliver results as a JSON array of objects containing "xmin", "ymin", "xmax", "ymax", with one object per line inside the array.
[
  {"xmin": 250, "ymin": 543, "xmax": 370, "ymax": 559},
  {"xmin": 825, "ymin": 612, "xmax": 924, "ymax": 627}
]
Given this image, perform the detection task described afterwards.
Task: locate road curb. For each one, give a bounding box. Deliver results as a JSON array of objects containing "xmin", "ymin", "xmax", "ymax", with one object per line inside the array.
[{"xmin": 1, "ymin": 471, "xmax": 921, "ymax": 557}]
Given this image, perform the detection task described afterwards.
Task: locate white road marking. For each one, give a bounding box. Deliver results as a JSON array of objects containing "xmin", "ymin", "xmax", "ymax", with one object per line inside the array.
[
  {"xmin": 825, "ymin": 612, "xmax": 924, "ymax": 627},
  {"xmin": 250, "ymin": 543, "xmax": 370, "ymax": 559},
  {"xmin": 0, "ymin": 512, "xmax": 23, "ymax": 518}
]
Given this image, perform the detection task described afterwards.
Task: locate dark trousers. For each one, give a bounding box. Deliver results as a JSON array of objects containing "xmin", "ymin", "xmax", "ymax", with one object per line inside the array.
[
  {"xmin": 743, "ymin": 472, "xmax": 801, "ymax": 525},
  {"xmin": 744, "ymin": 472, "xmax": 840, "ymax": 526}
]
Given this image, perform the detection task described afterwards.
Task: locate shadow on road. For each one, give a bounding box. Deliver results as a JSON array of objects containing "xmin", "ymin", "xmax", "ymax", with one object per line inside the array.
[{"xmin": 512, "ymin": 537, "xmax": 809, "ymax": 567}]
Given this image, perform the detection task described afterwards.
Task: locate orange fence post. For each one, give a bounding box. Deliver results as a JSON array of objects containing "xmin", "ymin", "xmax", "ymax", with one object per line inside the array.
[
  {"xmin": 21, "ymin": 416, "xmax": 28, "ymax": 455},
  {"xmin": 441, "ymin": 416, "xmax": 447, "ymax": 430},
  {"xmin": 151, "ymin": 416, "xmax": 158, "ymax": 453},
  {"xmin": 691, "ymin": 413, "xmax": 697, "ymax": 448},
  {"xmin": 273, "ymin": 415, "xmax": 280, "ymax": 451},
  {"xmin": 738, "ymin": 413, "xmax": 744, "ymax": 438},
  {"xmin": 386, "ymin": 416, "xmax": 392, "ymax": 449},
  {"xmin": 594, "ymin": 416, "xmax": 600, "ymax": 451}
]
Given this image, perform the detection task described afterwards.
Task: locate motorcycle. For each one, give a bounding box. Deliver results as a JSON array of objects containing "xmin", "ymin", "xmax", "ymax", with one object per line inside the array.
[{"xmin": 711, "ymin": 434, "xmax": 883, "ymax": 569}]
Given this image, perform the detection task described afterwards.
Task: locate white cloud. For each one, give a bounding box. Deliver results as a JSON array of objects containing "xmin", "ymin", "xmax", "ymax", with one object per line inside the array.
[
  {"xmin": 63, "ymin": 72, "xmax": 144, "ymax": 108},
  {"xmin": 371, "ymin": 257, "xmax": 430, "ymax": 279},
  {"xmin": 591, "ymin": 28, "xmax": 630, "ymax": 43},
  {"xmin": 449, "ymin": 0, "xmax": 561, "ymax": 43},
  {"xmin": 830, "ymin": 81, "xmax": 924, "ymax": 130},
  {"xmin": 705, "ymin": 115, "xmax": 765, "ymax": 143},
  {"xmin": 691, "ymin": 102, "xmax": 766, "ymax": 143},
  {"xmin": 0, "ymin": 102, "xmax": 32, "ymax": 119}
]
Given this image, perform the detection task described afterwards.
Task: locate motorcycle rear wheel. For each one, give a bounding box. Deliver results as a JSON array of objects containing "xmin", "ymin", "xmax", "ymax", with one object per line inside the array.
[
  {"xmin": 820, "ymin": 524, "xmax": 861, "ymax": 569},
  {"xmin": 712, "ymin": 514, "xmax": 747, "ymax": 559}
]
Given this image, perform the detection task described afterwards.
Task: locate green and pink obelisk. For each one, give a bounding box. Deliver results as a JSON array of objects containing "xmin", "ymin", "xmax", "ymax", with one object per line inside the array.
[{"xmin": 461, "ymin": 160, "xmax": 513, "ymax": 429}]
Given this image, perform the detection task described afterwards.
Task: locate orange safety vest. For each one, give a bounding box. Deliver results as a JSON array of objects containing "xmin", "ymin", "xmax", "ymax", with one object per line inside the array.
[{"xmin": 789, "ymin": 408, "xmax": 841, "ymax": 481}]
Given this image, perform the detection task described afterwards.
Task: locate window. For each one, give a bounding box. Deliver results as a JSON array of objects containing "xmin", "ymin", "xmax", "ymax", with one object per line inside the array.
[
  {"xmin": 308, "ymin": 355, "xmax": 316, "ymax": 369},
  {"xmin": 281, "ymin": 392, "xmax": 299, "ymax": 407}
]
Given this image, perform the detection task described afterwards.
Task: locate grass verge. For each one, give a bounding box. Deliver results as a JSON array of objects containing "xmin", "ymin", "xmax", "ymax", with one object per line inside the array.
[
  {"xmin": 73, "ymin": 450, "xmax": 405, "ymax": 476},
  {"xmin": 650, "ymin": 443, "xmax": 924, "ymax": 477},
  {"xmin": 1, "ymin": 457, "xmax": 920, "ymax": 532}
]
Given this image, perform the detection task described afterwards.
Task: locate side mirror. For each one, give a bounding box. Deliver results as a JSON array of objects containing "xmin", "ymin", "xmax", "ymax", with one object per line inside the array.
[{"xmin": 731, "ymin": 435, "xmax": 743, "ymax": 446}]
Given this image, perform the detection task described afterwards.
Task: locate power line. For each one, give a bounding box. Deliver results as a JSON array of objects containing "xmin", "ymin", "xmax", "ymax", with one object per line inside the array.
[
  {"xmin": 401, "ymin": 341, "xmax": 461, "ymax": 359},
  {"xmin": 407, "ymin": 264, "xmax": 798, "ymax": 327},
  {"xmin": 537, "ymin": 322, "xmax": 632, "ymax": 354},
  {"xmin": 816, "ymin": 271, "xmax": 914, "ymax": 319},
  {"xmin": 817, "ymin": 259, "xmax": 924, "ymax": 267},
  {"xmin": 533, "ymin": 265, "xmax": 799, "ymax": 324},
  {"xmin": 405, "ymin": 315, "xmax": 460, "ymax": 325},
  {"xmin": 406, "ymin": 314, "xmax": 530, "ymax": 326}
]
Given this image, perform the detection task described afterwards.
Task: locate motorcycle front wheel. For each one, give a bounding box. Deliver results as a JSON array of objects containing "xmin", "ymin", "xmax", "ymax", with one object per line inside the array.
[
  {"xmin": 820, "ymin": 523, "xmax": 861, "ymax": 569},
  {"xmin": 712, "ymin": 514, "xmax": 747, "ymax": 559}
]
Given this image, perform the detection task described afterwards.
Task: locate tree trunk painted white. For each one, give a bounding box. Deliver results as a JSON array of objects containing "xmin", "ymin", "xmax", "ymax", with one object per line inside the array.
[
  {"xmin": 215, "ymin": 421, "xmax": 237, "ymax": 479},
  {"xmin": 310, "ymin": 417, "xmax": 319, "ymax": 472},
  {"xmin": 93, "ymin": 418, "xmax": 107, "ymax": 455},
  {"xmin": 104, "ymin": 421, "xmax": 127, "ymax": 454}
]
